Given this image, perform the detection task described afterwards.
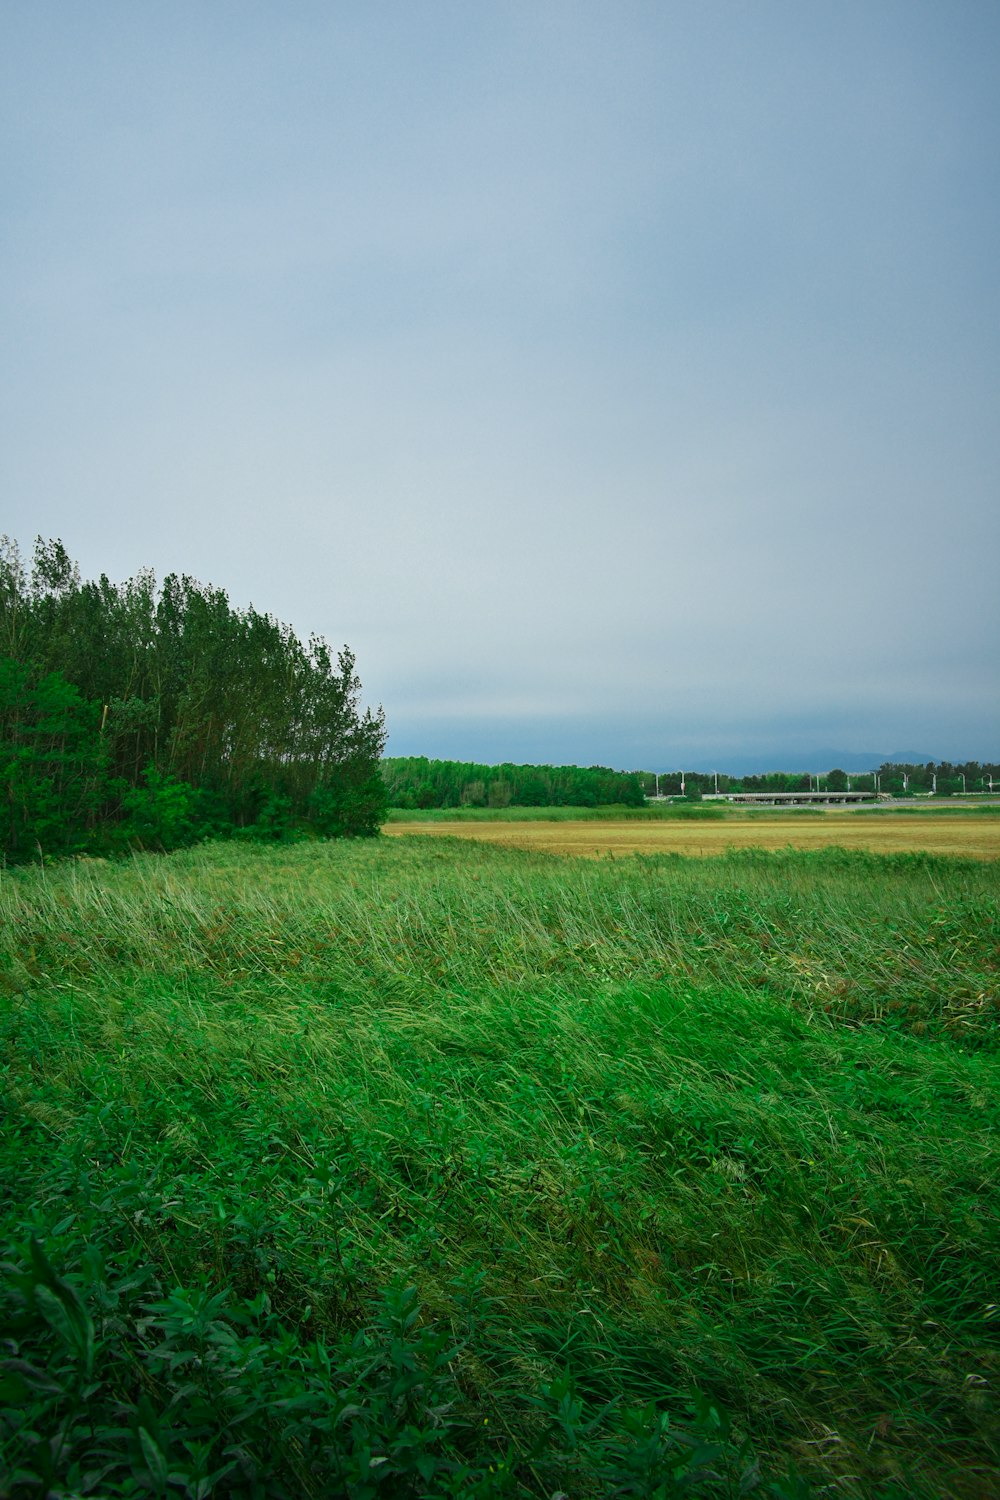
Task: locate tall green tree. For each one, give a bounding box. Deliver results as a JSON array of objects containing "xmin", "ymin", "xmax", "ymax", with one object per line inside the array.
[
  {"xmin": 0, "ymin": 537, "xmax": 387, "ymax": 857},
  {"xmin": 0, "ymin": 659, "xmax": 108, "ymax": 858}
]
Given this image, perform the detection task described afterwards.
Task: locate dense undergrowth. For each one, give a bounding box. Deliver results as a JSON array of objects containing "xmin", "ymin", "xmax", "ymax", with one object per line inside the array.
[{"xmin": 2, "ymin": 839, "xmax": 998, "ymax": 1497}]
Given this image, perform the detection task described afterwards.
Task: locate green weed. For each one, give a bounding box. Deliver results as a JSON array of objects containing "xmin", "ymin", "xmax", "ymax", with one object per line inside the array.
[{"xmin": 1, "ymin": 839, "xmax": 998, "ymax": 1496}]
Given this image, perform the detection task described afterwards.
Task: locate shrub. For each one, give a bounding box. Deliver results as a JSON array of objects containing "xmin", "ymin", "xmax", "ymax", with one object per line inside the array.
[{"xmin": 118, "ymin": 766, "xmax": 214, "ymax": 851}]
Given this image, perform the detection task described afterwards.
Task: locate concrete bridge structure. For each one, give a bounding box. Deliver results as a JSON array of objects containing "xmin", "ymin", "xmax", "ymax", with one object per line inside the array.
[{"xmin": 700, "ymin": 790, "xmax": 885, "ymax": 806}]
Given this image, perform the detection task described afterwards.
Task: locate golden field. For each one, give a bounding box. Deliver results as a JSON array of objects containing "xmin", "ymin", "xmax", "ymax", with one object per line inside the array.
[{"xmin": 384, "ymin": 812, "xmax": 1000, "ymax": 860}]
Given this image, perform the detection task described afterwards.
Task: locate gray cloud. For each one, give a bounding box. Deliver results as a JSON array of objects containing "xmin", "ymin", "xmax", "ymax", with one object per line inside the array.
[{"xmin": 3, "ymin": 1, "xmax": 998, "ymax": 768}]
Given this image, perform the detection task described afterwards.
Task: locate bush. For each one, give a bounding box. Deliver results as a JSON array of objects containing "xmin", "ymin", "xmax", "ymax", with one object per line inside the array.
[
  {"xmin": 118, "ymin": 766, "xmax": 213, "ymax": 851},
  {"xmin": 309, "ymin": 766, "xmax": 388, "ymax": 838}
]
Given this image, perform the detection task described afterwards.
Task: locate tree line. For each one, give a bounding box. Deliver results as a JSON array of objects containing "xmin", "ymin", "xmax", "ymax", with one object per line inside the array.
[
  {"xmin": 0, "ymin": 537, "xmax": 386, "ymax": 861},
  {"xmin": 382, "ymin": 757, "xmax": 645, "ymax": 809},
  {"xmin": 637, "ymin": 763, "xmax": 999, "ymax": 798}
]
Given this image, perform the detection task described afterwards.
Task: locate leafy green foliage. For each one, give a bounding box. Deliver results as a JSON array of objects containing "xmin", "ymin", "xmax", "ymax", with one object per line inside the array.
[
  {"xmin": 0, "ymin": 536, "xmax": 386, "ymax": 860},
  {"xmin": 382, "ymin": 757, "xmax": 645, "ymax": 810},
  {"xmin": 1, "ymin": 1233, "xmax": 770, "ymax": 1498},
  {"xmin": 309, "ymin": 761, "xmax": 389, "ymax": 838},
  {"xmin": 0, "ymin": 657, "xmax": 108, "ymax": 858},
  {"xmin": 119, "ymin": 766, "xmax": 218, "ymax": 851}
]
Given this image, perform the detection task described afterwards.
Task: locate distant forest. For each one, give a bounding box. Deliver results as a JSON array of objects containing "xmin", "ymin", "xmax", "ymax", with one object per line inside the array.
[
  {"xmin": 637, "ymin": 764, "xmax": 999, "ymax": 798},
  {"xmin": 382, "ymin": 757, "xmax": 645, "ymax": 809},
  {"xmin": 0, "ymin": 537, "xmax": 386, "ymax": 862},
  {"xmin": 383, "ymin": 757, "xmax": 997, "ymax": 811}
]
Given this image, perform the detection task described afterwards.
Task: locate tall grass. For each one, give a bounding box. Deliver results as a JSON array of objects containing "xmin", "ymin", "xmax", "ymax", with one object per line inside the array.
[
  {"xmin": 385, "ymin": 802, "xmax": 730, "ymax": 821},
  {"xmin": 2, "ymin": 838, "xmax": 998, "ymax": 1497},
  {"xmin": 386, "ymin": 802, "xmax": 1000, "ymax": 824}
]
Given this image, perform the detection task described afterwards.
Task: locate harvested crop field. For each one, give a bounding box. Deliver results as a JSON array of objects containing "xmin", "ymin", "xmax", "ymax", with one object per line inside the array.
[{"xmin": 385, "ymin": 812, "xmax": 1000, "ymax": 859}]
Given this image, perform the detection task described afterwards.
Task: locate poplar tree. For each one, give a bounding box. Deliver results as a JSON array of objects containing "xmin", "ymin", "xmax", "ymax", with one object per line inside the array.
[{"xmin": 0, "ymin": 537, "xmax": 387, "ymax": 858}]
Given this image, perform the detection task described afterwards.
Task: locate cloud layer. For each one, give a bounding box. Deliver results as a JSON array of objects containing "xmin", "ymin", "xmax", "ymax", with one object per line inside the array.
[{"xmin": 3, "ymin": 2, "xmax": 998, "ymax": 768}]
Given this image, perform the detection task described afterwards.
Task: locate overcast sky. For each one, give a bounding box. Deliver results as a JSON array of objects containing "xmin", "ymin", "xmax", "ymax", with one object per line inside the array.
[{"xmin": 3, "ymin": 2, "xmax": 998, "ymax": 771}]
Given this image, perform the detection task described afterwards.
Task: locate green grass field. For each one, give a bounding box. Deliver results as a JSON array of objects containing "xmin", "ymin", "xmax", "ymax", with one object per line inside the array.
[
  {"xmin": 385, "ymin": 802, "xmax": 1000, "ymax": 822},
  {"xmin": 384, "ymin": 802, "xmax": 733, "ymax": 821},
  {"xmin": 2, "ymin": 837, "xmax": 998, "ymax": 1497}
]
